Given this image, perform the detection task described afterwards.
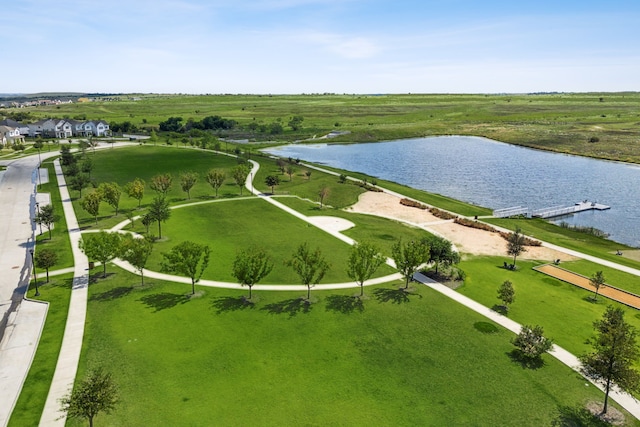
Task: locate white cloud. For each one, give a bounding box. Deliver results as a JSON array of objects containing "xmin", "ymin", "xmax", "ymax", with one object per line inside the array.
[{"xmin": 303, "ymin": 32, "xmax": 380, "ymax": 59}]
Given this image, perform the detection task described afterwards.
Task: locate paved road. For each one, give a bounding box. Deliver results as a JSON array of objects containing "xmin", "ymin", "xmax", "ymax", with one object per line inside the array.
[{"xmin": 0, "ymin": 154, "xmax": 48, "ymax": 427}]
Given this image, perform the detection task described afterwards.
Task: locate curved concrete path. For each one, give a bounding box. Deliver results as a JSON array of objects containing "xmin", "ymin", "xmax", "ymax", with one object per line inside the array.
[{"xmin": 34, "ymin": 148, "xmax": 640, "ymax": 424}]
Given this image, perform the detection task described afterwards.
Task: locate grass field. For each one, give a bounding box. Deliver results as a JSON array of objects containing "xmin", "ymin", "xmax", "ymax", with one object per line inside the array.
[
  {"xmin": 17, "ymin": 92, "xmax": 640, "ymax": 163},
  {"xmin": 62, "ymin": 268, "xmax": 639, "ymax": 426},
  {"xmin": 14, "ymin": 142, "xmax": 640, "ymax": 426}
]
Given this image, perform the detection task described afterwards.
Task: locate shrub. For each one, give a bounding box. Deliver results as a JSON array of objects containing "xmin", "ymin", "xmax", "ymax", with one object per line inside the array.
[
  {"xmin": 454, "ymin": 217, "xmax": 498, "ymax": 232},
  {"xmin": 429, "ymin": 207, "xmax": 458, "ymax": 220},
  {"xmin": 400, "ymin": 198, "xmax": 427, "ymax": 209},
  {"xmin": 499, "ymin": 232, "xmax": 541, "ymax": 246}
]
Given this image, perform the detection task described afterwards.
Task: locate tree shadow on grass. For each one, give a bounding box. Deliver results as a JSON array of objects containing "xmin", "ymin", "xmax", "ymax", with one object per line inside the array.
[
  {"xmin": 325, "ymin": 295, "xmax": 364, "ymax": 314},
  {"xmin": 373, "ymin": 287, "xmax": 422, "ymax": 304},
  {"xmin": 507, "ymin": 349, "xmax": 545, "ymax": 370},
  {"xmin": 90, "ymin": 286, "xmax": 133, "ymax": 302},
  {"xmin": 552, "ymin": 405, "xmax": 612, "ymax": 427},
  {"xmin": 261, "ymin": 298, "xmax": 312, "ymax": 317},
  {"xmin": 138, "ymin": 292, "xmax": 190, "ymax": 312},
  {"xmin": 491, "ymin": 304, "xmax": 509, "ymax": 316},
  {"xmin": 211, "ymin": 296, "xmax": 255, "ymax": 314}
]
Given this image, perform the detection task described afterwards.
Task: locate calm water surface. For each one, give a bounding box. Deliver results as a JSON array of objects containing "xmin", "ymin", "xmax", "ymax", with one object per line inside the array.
[{"xmin": 263, "ymin": 136, "xmax": 640, "ymax": 247}]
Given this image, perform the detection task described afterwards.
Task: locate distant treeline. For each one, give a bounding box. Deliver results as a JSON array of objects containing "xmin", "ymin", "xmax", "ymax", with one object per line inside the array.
[{"xmin": 159, "ymin": 116, "xmax": 237, "ymax": 133}]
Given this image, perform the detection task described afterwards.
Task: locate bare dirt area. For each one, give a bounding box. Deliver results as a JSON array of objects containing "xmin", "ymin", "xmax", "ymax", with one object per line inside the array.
[{"xmin": 347, "ymin": 192, "xmax": 577, "ymax": 262}]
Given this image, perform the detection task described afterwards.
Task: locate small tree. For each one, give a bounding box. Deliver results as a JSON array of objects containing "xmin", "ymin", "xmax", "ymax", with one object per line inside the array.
[
  {"xmin": 70, "ymin": 173, "xmax": 91, "ymax": 198},
  {"xmin": 205, "ymin": 169, "xmax": 225, "ymax": 197},
  {"xmin": 275, "ymin": 158, "xmax": 287, "ymax": 174},
  {"xmin": 81, "ymin": 157, "xmax": 93, "ymax": 179},
  {"xmin": 119, "ymin": 235, "xmax": 154, "ymax": 286},
  {"xmin": 425, "ymin": 235, "xmax": 459, "ymax": 275},
  {"xmin": 98, "ymin": 182, "xmax": 121, "ymax": 215},
  {"xmin": 506, "ymin": 226, "xmax": 527, "ymax": 268},
  {"xmin": 497, "ymin": 280, "xmax": 515, "ymax": 312},
  {"xmin": 149, "ymin": 173, "xmax": 173, "ymax": 196},
  {"xmin": 35, "ymin": 248, "xmax": 57, "ymax": 282},
  {"xmin": 80, "ymin": 190, "xmax": 103, "ymax": 224},
  {"xmin": 286, "ymin": 243, "xmax": 330, "ymax": 300},
  {"xmin": 285, "ymin": 165, "xmax": 295, "ymax": 181},
  {"xmin": 79, "ymin": 231, "xmax": 122, "ymax": 278},
  {"xmin": 59, "ymin": 367, "xmax": 119, "ymax": 427},
  {"xmin": 161, "ymin": 241, "xmax": 210, "ymax": 295},
  {"xmin": 305, "ymin": 170, "xmax": 312, "ymax": 180},
  {"xmin": 35, "ymin": 204, "xmax": 59, "ymax": 239},
  {"xmin": 391, "ymin": 239, "xmax": 429, "ymax": 289},
  {"xmin": 580, "ymin": 306, "xmax": 640, "ymax": 415},
  {"xmin": 288, "ymin": 115, "xmax": 304, "ymax": 131},
  {"xmin": 141, "ymin": 213, "xmax": 153, "ymax": 235},
  {"xmin": 318, "ymin": 186, "xmax": 329, "ymax": 208},
  {"xmin": 265, "ymin": 175, "xmax": 280, "ymax": 194},
  {"xmin": 149, "ymin": 129, "xmax": 158, "ymax": 146},
  {"xmin": 346, "ymin": 242, "xmax": 385, "ymax": 297},
  {"xmin": 180, "ymin": 171, "xmax": 198, "ymax": 200},
  {"xmin": 232, "ymin": 246, "xmax": 273, "ymax": 299},
  {"xmin": 232, "ymin": 165, "xmax": 250, "ymax": 195},
  {"xmin": 512, "ymin": 324, "xmax": 553, "ymax": 361},
  {"xmin": 124, "ymin": 178, "xmax": 145, "ymax": 208},
  {"xmin": 147, "ymin": 196, "xmax": 171, "ymax": 239},
  {"xmin": 589, "ymin": 270, "xmax": 606, "ymax": 301}
]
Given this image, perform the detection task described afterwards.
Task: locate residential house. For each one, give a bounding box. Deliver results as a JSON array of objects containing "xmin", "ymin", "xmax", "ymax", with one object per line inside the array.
[
  {"xmin": 0, "ymin": 125, "xmax": 25, "ymax": 146},
  {"xmin": 27, "ymin": 119, "xmax": 48, "ymax": 137},
  {"xmin": 0, "ymin": 119, "xmax": 29, "ymax": 136}
]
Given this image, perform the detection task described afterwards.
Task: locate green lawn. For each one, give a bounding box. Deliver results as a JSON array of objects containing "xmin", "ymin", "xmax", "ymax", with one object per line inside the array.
[
  {"xmin": 35, "ymin": 161, "xmax": 74, "ymax": 269},
  {"xmin": 8, "ymin": 275, "xmax": 73, "ymax": 427},
  {"xmin": 142, "ymin": 197, "xmax": 395, "ymax": 284},
  {"xmin": 457, "ymin": 256, "xmax": 640, "ymax": 359},
  {"xmin": 65, "ymin": 268, "xmax": 639, "ymax": 426}
]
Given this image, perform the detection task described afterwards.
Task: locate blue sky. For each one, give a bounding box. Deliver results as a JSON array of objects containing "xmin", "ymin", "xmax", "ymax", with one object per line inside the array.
[{"xmin": 5, "ymin": 0, "xmax": 639, "ymax": 93}]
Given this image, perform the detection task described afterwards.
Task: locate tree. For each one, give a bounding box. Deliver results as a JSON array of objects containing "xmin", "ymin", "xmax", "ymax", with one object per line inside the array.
[
  {"xmin": 124, "ymin": 178, "xmax": 145, "ymax": 208},
  {"xmin": 141, "ymin": 213, "xmax": 153, "ymax": 234},
  {"xmin": 318, "ymin": 186, "xmax": 329, "ymax": 208},
  {"xmin": 589, "ymin": 270, "xmax": 606, "ymax": 301},
  {"xmin": 80, "ymin": 190, "xmax": 103, "ymax": 224},
  {"xmin": 506, "ymin": 226, "xmax": 527, "ymax": 268},
  {"xmin": 119, "ymin": 235, "xmax": 154, "ymax": 286},
  {"xmin": 35, "ymin": 204, "xmax": 59, "ymax": 239},
  {"xmin": 497, "ymin": 280, "xmax": 515, "ymax": 312},
  {"xmin": 149, "ymin": 173, "xmax": 173, "ymax": 196},
  {"xmin": 161, "ymin": 241, "xmax": 210, "ymax": 295},
  {"xmin": 275, "ymin": 158, "xmax": 287, "ymax": 174},
  {"xmin": 580, "ymin": 306, "xmax": 640, "ymax": 415},
  {"xmin": 147, "ymin": 196, "xmax": 171, "ymax": 239},
  {"xmin": 346, "ymin": 242, "xmax": 385, "ymax": 297},
  {"xmin": 288, "ymin": 115, "xmax": 304, "ymax": 131},
  {"xmin": 70, "ymin": 173, "xmax": 91, "ymax": 198},
  {"xmin": 34, "ymin": 248, "xmax": 57, "ymax": 282},
  {"xmin": 149, "ymin": 129, "xmax": 158, "ymax": 146},
  {"xmin": 79, "ymin": 231, "xmax": 122, "ymax": 278},
  {"xmin": 81, "ymin": 157, "xmax": 93, "ymax": 179},
  {"xmin": 98, "ymin": 182, "xmax": 122, "ymax": 215},
  {"xmin": 205, "ymin": 169, "xmax": 225, "ymax": 197},
  {"xmin": 305, "ymin": 170, "xmax": 312, "ymax": 180},
  {"xmin": 264, "ymin": 175, "xmax": 280, "ymax": 194},
  {"xmin": 286, "ymin": 243, "xmax": 330, "ymax": 300},
  {"xmin": 232, "ymin": 165, "xmax": 250, "ymax": 195},
  {"xmin": 391, "ymin": 240, "xmax": 429, "ymax": 289},
  {"xmin": 179, "ymin": 171, "xmax": 198, "ymax": 200},
  {"xmin": 232, "ymin": 246, "xmax": 273, "ymax": 299},
  {"xmin": 424, "ymin": 235, "xmax": 459, "ymax": 274},
  {"xmin": 60, "ymin": 144, "xmax": 75, "ymax": 166},
  {"xmin": 285, "ymin": 165, "xmax": 295, "ymax": 181},
  {"xmin": 59, "ymin": 367, "xmax": 118, "ymax": 427},
  {"xmin": 512, "ymin": 324, "xmax": 553, "ymax": 361}
]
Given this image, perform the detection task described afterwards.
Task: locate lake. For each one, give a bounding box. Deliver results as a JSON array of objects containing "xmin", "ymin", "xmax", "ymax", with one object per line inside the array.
[{"xmin": 263, "ymin": 136, "xmax": 640, "ymax": 248}]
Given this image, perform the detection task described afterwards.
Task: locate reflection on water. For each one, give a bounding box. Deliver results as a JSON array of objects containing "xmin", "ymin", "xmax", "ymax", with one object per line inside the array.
[{"xmin": 263, "ymin": 136, "xmax": 640, "ymax": 247}]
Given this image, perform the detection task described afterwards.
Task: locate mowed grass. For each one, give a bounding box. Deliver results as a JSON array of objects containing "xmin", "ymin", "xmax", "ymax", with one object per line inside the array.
[
  {"xmin": 458, "ymin": 256, "xmax": 640, "ymax": 359},
  {"xmin": 65, "ymin": 268, "xmax": 639, "ymax": 427},
  {"xmin": 143, "ymin": 198, "xmax": 397, "ymax": 283},
  {"xmin": 8, "ymin": 275, "xmax": 73, "ymax": 427}
]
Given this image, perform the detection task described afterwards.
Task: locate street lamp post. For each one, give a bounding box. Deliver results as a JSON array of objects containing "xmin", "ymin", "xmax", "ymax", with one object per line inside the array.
[{"xmin": 29, "ymin": 249, "xmax": 40, "ymax": 297}]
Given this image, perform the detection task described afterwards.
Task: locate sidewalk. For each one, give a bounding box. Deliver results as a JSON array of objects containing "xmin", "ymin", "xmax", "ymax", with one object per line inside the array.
[{"xmin": 39, "ymin": 161, "xmax": 89, "ymax": 426}]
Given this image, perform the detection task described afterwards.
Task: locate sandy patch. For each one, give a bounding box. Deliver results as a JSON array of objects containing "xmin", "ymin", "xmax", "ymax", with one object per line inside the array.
[
  {"xmin": 307, "ymin": 216, "xmax": 355, "ymax": 232},
  {"xmin": 347, "ymin": 192, "xmax": 577, "ymax": 261}
]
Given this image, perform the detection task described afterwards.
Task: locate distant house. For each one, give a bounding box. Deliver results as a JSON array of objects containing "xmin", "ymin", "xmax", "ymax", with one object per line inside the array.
[
  {"xmin": 0, "ymin": 119, "xmax": 29, "ymax": 135},
  {"xmin": 54, "ymin": 119, "xmax": 73, "ymax": 138},
  {"xmin": 0, "ymin": 125, "xmax": 25, "ymax": 145}
]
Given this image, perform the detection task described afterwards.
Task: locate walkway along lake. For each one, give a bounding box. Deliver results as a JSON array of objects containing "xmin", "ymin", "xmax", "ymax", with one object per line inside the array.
[{"xmin": 263, "ymin": 136, "xmax": 640, "ymax": 247}]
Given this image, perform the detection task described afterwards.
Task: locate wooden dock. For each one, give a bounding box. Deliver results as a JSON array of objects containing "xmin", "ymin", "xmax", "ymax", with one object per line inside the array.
[{"xmin": 531, "ymin": 201, "xmax": 610, "ymax": 219}]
